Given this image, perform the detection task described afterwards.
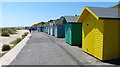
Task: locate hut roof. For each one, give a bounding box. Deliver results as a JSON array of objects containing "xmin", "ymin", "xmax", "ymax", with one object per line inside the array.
[
  {"xmin": 53, "ymin": 20, "xmax": 64, "ymax": 25},
  {"xmin": 76, "ymin": 6, "xmax": 120, "ymax": 22},
  {"xmin": 62, "ymin": 16, "xmax": 79, "ymax": 23},
  {"xmin": 87, "ymin": 7, "xmax": 120, "ymax": 19},
  {"xmin": 61, "ymin": 16, "xmax": 79, "ymax": 24}
]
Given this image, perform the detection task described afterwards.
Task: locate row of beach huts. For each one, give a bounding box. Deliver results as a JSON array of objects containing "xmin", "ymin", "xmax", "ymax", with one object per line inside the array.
[{"xmin": 36, "ymin": 6, "xmax": 120, "ymax": 61}]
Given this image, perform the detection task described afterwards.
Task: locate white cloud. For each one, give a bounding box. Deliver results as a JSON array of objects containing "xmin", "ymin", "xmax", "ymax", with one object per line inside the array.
[{"xmin": 1, "ymin": 0, "xmax": 120, "ymax": 2}]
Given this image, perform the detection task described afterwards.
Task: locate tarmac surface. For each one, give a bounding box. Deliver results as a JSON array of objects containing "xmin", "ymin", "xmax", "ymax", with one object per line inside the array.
[{"xmin": 10, "ymin": 32, "xmax": 83, "ymax": 65}]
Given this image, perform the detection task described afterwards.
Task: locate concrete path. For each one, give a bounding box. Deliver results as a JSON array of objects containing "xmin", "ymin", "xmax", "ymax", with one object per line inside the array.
[{"xmin": 10, "ymin": 32, "xmax": 83, "ymax": 65}]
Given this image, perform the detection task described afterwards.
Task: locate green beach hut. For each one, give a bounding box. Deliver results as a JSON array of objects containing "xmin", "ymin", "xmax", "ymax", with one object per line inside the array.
[{"xmin": 62, "ymin": 16, "xmax": 82, "ymax": 46}]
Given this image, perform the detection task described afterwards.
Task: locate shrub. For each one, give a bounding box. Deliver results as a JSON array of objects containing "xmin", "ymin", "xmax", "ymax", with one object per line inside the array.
[
  {"xmin": 1, "ymin": 31, "xmax": 10, "ymax": 37},
  {"xmin": 15, "ymin": 28, "xmax": 22, "ymax": 30},
  {"xmin": 2, "ymin": 44, "xmax": 11, "ymax": 51},
  {"xmin": 7, "ymin": 28, "xmax": 17, "ymax": 34},
  {"xmin": 10, "ymin": 38, "xmax": 22, "ymax": 45},
  {"xmin": 22, "ymin": 32, "xmax": 29, "ymax": 39},
  {"xmin": 1, "ymin": 28, "xmax": 17, "ymax": 34}
]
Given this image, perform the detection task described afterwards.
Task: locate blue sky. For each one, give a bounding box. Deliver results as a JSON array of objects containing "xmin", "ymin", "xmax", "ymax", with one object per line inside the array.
[
  {"xmin": 1, "ymin": 0, "xmax": 119, "ymax": 2},
  {"xmin": 1, "ymin": 2, "xmax": 119, "ymax": 27}
]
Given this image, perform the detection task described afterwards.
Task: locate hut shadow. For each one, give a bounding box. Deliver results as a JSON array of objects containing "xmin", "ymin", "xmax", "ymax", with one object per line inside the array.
[
  {"xmin": 83, "ymin": 51, "xmax": 120, "ymax": 65},
  {"xmin": 84, "ymin": 21, "xmax": 103, "ymax": 38},
  {"xmin": 102, "ymin": 59, "xmax": 120, "ymax": 65},
  {"xmin": 70, "ymin": 44, "xmax": 82, "ymax": 48}
]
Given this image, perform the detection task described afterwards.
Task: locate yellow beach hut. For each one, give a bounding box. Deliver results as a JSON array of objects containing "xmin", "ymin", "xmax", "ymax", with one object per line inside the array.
[{"xmin": 76, "ymin": 6, "xmax": 120, "ymax": 60}]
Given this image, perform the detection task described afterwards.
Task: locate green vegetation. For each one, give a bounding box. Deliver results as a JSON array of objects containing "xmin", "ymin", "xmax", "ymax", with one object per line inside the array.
[
  {"xmin": 1, "ymin": 31, "xmax": 10, "ymax": 37},
  {"xmin": 0, "ymin": 28, "xmax": 21, "ymax": 37},
  {"xmin": 7, "ymin": 28, "xmax": 17, "ymax": 34},
  {"xmin": 22, "ymin": 32, "xmax": 29, "ymax": 39},
  {"xmin": 2, "ymin": 44, "xmax": 11, "ymax": 51},
  {"xmin": 10, "ymin": 32, "xmax": 29, "ymax": 47},
  {"xmin": 0, "ymin": 51, "xmax": 7, "ymax": 57},
  {"xmin": 14, "ymin": 28, "xmax": 22, "ymax": 30},
  {"xmin": 0, "ymin": 28, "xmax": 26, "ymax": 57},
  {"xmin": 32, "ymin": 22, "xmax": 49, "ymax": 27},
  {"xmin": 111, "ymin": 3, "xmax": 120, "ymax": 8},
  {"xmin": 10, "ymin": 38, "xmax": 22, "ymax": 45}
]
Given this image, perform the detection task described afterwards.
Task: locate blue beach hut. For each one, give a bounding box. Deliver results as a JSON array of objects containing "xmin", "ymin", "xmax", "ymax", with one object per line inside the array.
[
  {"xmin": 44, "ymin": 24, "xmax": 49, "ymax": 34},
  {"xmin": 53, "ymin": 20, "xmax": 65, "ymax": 38},
  {"xmin": 37, "ymin": 26, "xmax": 43, "ymax": 32}
]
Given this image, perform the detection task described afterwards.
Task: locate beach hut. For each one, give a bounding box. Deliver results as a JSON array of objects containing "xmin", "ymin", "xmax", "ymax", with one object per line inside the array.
[
  {"xmin": 37, "ymin": 26, "xmax": 43, "ymax": 32},
  {"xmin": 45, "ymin": 24, "xmax": 50, "ymax": 34},
  {"xmin": 42, "ymin": 25, "xmax": 46, "ymax": 33},
  {"xmin": 62, "ymin": 16, "xmax": 82, "ymax": 46},
  {"xmin": 52, "ymin": 20, "xmax": 65, "ymax": 38},
  {"xmin": 76, "ymin": 6, "xmax": 120, "ymax": 60},
  {"xmin": 47, "ymin": 25, "xmax": 50, "ymax": 35},
  {"xmin": 49, "ymin": 22, "xmax": 55, "ymax": 36}
]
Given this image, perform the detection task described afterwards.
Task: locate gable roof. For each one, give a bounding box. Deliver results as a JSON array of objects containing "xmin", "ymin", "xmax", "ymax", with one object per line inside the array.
[
  {"xmin": 87, "ymin": 7, "xmax": 119, "ymax": 19},
  {"xmin": 52, "ymin": 20, "xmax": 64, "ymax": 25},
  {"xmin": 50, "ymin": 16, "xmax": 66, "ymax": 25},
  {"xmin": 62, "ymin": 16, "xmax": 79, "ymax": 24},
  {"xmin": 77, "ymin": 6, "xmax": 120, "ymax": 22}
]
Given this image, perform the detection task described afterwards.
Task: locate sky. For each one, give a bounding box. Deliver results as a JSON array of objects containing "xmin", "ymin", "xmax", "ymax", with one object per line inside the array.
[
  {"xmin": 1, "ymin": 2, "xmax": 119, "ymax": 27},
  {"xmin": 1, "ymin": 0, "xmax": 120, "ymax": 2}
]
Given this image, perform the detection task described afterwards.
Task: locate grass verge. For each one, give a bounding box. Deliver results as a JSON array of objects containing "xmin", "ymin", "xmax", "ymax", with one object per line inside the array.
[
  {"xmin": 10, "ymin": 38, "xmax": 22, "ymax": 46},
  {"xmin": 22, "ymin": 32, "xmax": 29, "ymax": 39}
]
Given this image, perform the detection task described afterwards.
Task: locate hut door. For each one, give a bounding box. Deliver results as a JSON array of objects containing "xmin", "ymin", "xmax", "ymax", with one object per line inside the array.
[{"xmin": 84, "ymin": 22, "xmax": 95, "ymax": 54}]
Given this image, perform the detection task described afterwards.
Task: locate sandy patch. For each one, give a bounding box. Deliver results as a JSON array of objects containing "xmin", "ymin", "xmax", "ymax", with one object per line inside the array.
[{"xmin": 0, "ymin": 30, "xmax": 29, "ymax": 53}]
